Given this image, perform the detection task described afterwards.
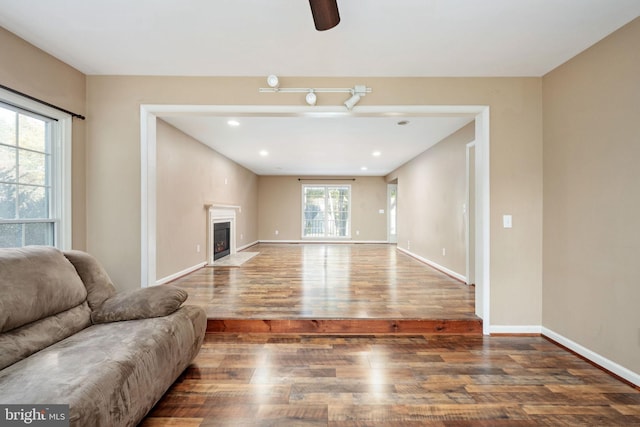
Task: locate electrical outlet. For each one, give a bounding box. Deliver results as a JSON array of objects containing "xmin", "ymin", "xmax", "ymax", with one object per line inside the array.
[
  {"xmin": 442, "ymin": 248, "xmax": 446, "ymax": 256},
  {"xmin": 407, "ymin": 240, "xmax": 411, "ymax": 250},
  {"xmin": 240, "ymin": 233, "xmax": 243, "ymax": 240},
  {"xmin": 196, "ymin": 244, "xmax": 200, "ymax": 253},
  {"xmin": 356, "ymin": 230, "xmax": 360, "ymax": 236},
  {"xmin": 275, "ymin": 230, "xmax": 279, "ymax": 236}
]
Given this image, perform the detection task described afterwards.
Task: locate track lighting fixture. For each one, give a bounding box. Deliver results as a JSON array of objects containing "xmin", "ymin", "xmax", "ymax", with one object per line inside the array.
[{"xmin": 259, "ymin": 76, "xmax": 371, "ymax": 110}]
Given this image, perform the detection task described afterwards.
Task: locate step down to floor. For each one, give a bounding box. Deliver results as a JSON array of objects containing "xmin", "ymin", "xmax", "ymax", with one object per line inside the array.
[{"xmin": 207, "ymin": 318, "xmax": 483, "ymax": 334}]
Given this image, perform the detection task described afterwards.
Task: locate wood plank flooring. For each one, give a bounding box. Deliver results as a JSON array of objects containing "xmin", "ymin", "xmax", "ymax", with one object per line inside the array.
[
  {"xmin": 141, "ymin": 334, "xmax": 640, "ymax": 426},
  {"xmin": 170, "ymin": 243, "xmax": 480, "ymax": 334},
  {"xmin": 146, "ymin": 244, "xmax": 640, "ymax": 425}
]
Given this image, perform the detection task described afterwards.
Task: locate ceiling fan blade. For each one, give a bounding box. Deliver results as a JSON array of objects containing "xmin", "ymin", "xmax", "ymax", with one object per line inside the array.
[{"xmin": 309, "ymin": 0, "xmax": 341, "ymax": 31}]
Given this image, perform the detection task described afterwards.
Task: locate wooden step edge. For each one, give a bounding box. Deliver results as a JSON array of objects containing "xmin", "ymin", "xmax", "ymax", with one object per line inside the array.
[{"xmin": 206, "ymin": 318, "xmax": 483, "ymax": 334}]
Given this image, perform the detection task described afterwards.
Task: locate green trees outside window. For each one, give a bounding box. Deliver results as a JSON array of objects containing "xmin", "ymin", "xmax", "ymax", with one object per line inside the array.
[
  {"xmin": 0, "ymin": 104, "xmax": 54, "ymax": 248},
  {"xmin": 303, "ymin": 185, "xmax": 350, "ymax": 238}
]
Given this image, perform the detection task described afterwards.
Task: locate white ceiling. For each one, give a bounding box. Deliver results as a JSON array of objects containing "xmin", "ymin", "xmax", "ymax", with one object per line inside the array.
[
  {"xmin": 161, "ymin": 114, "xmax": 475, "ymax": 176},
  {"xmin": 1, "ymin": 0, "xmax": 638, "ymax": 176},
  {"xmin": 0, "ymin": 0, "xmax": 638, "ymax": 77}
]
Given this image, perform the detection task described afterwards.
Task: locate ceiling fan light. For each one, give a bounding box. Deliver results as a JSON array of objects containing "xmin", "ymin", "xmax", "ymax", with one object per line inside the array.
[
  {"xmin": 309, "ymin": 0, "xmax": 340, "ymax": 31},
  {"xmin": 267, "ymin": 74, "xmax": 279, "ymax": 88}
]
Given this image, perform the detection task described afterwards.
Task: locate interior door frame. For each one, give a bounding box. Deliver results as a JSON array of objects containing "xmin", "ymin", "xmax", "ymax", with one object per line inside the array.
[
  {"xmin": 465, "ymin": 140, "xmax": 476, "ymax": 286},
  {"xmin": 387, "ymin": 183, "xmax": 398, "ymax": 244},
  {"xmin": 141, "ymin": 104, "xmax": 491, "ymax": 334}
]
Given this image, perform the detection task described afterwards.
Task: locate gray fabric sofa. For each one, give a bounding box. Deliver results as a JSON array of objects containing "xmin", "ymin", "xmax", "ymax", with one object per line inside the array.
[{"xmin": 0, "ymin": 246, "xmax": 207, "ymax": 427}]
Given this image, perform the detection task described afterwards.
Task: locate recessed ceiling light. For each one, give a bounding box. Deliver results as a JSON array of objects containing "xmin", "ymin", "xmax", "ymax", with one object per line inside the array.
[
  {"xmin": 372, "ymin": 151, "xmax": 381, "ymax": 157},
  {"xmin": 227, "ymin": 120, "xmax": 240, "ymax": 127},
  {"xmin": 361, "ymin": 166, "xmax": 368, "ymax": 171},
  {"xmin": 259, "ymin": 150, "xmax": 269, "ymax": 156},
  {"xmin": 397, "ymin": 120, "xmax": 410, "ymax": 126}
]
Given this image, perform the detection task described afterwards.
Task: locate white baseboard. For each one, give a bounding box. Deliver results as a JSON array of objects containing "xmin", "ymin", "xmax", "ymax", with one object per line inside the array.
[
  {"xmin": 258, "ymin": 239, "xmax": 389, "ymax": 244},
  {"xmin": 490, "ymin": 325, "xmax": 542, "ymax": 334},
  {"xmin": 396, "ymin": 247, "xmax": 467, "ymax": 283},
  {"xmin": 155, "ymin": 261, "xmax": 207, "ymax": 286},
  {"xmin": 237, "ymin": 240, "xmax": 259, "ymax": 251},
  {"xmin": 542, "ymin": 327, "xmax": 640, "ymax": 387}
]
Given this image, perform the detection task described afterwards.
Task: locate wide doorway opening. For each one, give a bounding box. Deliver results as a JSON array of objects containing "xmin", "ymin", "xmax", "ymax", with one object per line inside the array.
[{"xmin": 141, "ymin": 105, "xmax": 491, "ymax": 333}]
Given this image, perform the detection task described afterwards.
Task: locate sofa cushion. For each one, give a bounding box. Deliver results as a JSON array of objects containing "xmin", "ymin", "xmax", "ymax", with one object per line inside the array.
[
  {"xmin": 64, "ymin": 250, "xmax": 117, "ymax": 310},
  {"xmin": 91, "ymin": 285, "xmax": 188, "ymax": 324},
  {"xmin": 0, "ymin": 305, "xmax": 207, "ymax": 427},
  {"xmin": 0, "ymin": 246, "xmax": 88, "ymax": 333}
]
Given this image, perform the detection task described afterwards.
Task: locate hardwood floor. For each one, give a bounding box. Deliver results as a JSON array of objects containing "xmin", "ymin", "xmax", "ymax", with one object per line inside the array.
[
  {"xmin": 142, "ymin": 334, "xmax": 640, "ymax": 426},
  {"xmin": 143, "ymin": 243, "xmax": 640, "ymax": 425},
  {"xmin": 170, "ymin": 243, "xmax": 481, "ymax": 334}
]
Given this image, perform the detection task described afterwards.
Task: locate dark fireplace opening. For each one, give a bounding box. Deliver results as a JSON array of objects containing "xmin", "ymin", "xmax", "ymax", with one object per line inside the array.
[{"xmin": 213, "ymin": 222, "xmax": 231, "ymax": 260}]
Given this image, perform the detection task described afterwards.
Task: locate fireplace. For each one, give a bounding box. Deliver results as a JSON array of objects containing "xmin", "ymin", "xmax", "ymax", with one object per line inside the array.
[
  {"xmin": 206, "ymin": 204, "xmax": 239, "ymax": 265},
  {"xmin": 213, "ymin": 221, "xmax": 231, "ymax": 260}
]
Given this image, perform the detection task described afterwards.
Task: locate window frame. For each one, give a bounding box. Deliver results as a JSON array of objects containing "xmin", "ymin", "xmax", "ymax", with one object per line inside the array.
[
  {"xmin": 0, "ymin": 88, "xmax": 72, "ymax": 249},
  {"xmin": 301, "ymin": 184, "xmax": 352, "ymax": 240}
]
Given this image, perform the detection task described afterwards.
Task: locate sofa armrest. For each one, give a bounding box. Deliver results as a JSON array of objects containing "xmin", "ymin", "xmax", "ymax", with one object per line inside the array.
[{"xmin": 91, "ymin": 285, "xmax": 188, "ymax": 324}]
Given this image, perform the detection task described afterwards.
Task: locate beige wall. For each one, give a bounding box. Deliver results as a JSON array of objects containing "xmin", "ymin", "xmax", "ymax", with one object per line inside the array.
[
  {"xmin": 542, "ymin": 18, "xmax": 640, "ymax": 373},
  {"xmin": 156, "ymin": 119, "xmax": 258, "ymax": 281},
  {"xmin": 85, "ymin": 75, "xmax": 543, "ymax": 328},
  {"xmin": 258, "ymin": 176, "xmax": 387, "ymax": 241},
  {"xmin": 388, "ymin": 122, "xmax": 474, "ymax": 277},
  {"xmin": 86, "ymin": 77, "xmax": 277, "ymax": 290},
  {"xmin": 0, "ymin": 27, "xmax": 87, "ymax": 249}
]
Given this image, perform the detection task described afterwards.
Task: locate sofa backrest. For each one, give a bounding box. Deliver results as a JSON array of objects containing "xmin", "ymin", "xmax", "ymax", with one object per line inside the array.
[
  {"xmin": 63, "ymin": 250, "xmax": 117, "ymax": 310},
  {"xmin": 0, "ymin": 246, "xmax": 92, "ymax": 369}
]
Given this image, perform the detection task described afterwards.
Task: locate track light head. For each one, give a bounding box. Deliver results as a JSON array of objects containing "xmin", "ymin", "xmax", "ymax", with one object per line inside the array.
[
  {"xmin": 305, "ymin": 91, "xmax": 317, "ymax": 106},
  {"xmin": 344, "ymin": 93, "xmax": 361, "ymax": 110},
  {"xmin": 267, "ymin": 75, "xmax": 279, "ymax": 88},
  {"xmin": 344, "ymin": 85, "xmax": 367, "ymax": 110}
]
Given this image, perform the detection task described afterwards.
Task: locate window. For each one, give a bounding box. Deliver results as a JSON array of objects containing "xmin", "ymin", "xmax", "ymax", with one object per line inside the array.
[
  {"xmin": 302, "ymin": 185, "xmax": 351, "ymax": 238},
  {"xmin": 0, "ymin": 90, "xmax": 71, "ymax": 249}
]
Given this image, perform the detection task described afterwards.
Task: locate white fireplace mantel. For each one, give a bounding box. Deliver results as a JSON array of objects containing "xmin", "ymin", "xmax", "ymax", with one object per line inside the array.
[
  {"xmin": 205, "ymin": 204, "xmax": 240, "ymax": 265},
  {"xmin": 204, "ymin": 203, "xmax": 241, "ymax": 213}
]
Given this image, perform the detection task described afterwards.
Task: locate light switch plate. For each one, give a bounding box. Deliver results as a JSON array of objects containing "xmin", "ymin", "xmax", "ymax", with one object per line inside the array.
[{"xmin": 503, "ymin": 215, "xmax": 512, "ymax": 228}]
